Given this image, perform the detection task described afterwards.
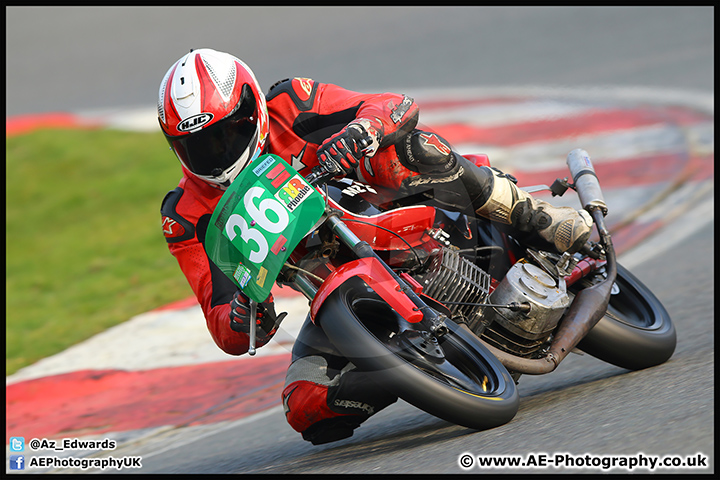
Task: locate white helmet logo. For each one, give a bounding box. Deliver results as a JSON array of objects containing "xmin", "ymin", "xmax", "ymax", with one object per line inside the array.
[{"xmin": 177, "ymin": 113, "xmax": 214, "ymax": 133}]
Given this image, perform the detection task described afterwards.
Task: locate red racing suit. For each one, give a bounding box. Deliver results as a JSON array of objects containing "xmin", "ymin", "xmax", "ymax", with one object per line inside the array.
[{"xmin": 160, "ymin": 77, "xmax": 420, "ymax": 356}]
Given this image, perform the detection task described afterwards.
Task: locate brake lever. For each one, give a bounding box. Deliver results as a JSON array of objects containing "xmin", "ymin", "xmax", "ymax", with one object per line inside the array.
[
  {"xmin": 248, "ymin": 300, "xmax": 257, "ymax": 356},
  {"xmin": 247, "ymin": 303, "xmax": 288, "ymax": 357}
]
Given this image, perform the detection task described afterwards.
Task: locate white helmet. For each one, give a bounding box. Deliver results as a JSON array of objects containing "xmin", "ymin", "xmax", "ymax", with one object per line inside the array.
[{"xmin": 158, "ymin": 48, "xmax": 269, "ymax": 187}]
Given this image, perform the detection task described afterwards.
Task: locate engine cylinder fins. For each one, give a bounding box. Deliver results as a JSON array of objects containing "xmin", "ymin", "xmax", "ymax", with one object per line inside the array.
[{"xmin": 420, "ymin": 246, "xmax": 491, "ymax": 321}]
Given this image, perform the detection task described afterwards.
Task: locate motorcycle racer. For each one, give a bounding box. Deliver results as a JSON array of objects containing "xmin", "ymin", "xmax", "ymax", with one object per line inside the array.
[{"xmin": 158, "ymin": 48, "xmax": 592, "ymax": 444}]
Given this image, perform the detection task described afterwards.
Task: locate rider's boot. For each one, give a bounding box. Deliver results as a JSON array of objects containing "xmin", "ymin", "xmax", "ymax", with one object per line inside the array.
[
  {"xmin": 283, "ymin": 317, "xmax": 398, "ymax": 445},
  {"xmin": 393, "ymin": 129, "xmax": 592, "ymax": 254},
  {"xmin": 457, "ymin": 155, "xmax": 594, "ymax": 254}
]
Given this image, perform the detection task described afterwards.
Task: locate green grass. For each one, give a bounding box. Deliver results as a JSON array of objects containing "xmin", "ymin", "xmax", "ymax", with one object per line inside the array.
[{"xmin": 6, "ymin": 127, "xmax": 196, "ymax": 376}]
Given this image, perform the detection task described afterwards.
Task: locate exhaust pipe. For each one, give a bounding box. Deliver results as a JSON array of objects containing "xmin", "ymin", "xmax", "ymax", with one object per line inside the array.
[{"xmin": 477, "ymin": 150, "xmax": 617, "ymax": 375}]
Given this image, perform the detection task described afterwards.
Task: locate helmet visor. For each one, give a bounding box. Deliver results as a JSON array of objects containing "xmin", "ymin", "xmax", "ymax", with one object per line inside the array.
[{"xmin": 166, "ymin": 84, "xmax": 259, "ymax": 177}]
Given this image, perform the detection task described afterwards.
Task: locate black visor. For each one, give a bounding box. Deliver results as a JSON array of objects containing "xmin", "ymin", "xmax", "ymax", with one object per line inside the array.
[{"xmin": 166, "ymin": 84, "xmax": 259, "ymax": 177}]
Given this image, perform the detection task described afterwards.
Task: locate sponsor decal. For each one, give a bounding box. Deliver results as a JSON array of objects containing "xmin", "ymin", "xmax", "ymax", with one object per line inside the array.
[
  {"xmin": 177, "ymin": 113, "xmax": 214, "ymax": 132},
  {"xmin": 266, "ymin": 163, "xmax": 292, "ymax": 189},
  {"xmin": 252, "ymin": 155, "xmax": 276, "ymax": 176},
  {"xmin": 341, "ymin": 182, "xmax": 378, "ymax": 197},
  {"xmin": 270, "ymin": 234, "xmax": 288, "ymax": 255},
  {"xmin": 404, "ymin": 135, "xmax": 416, "ymax": 163},
  {"xmin": 334, "ymin": 399, "xmax": 375, "ymax": 415},
  {"xmin": 256, "ymin": 266, "xmax": 268, "ymax": 288},
  {"xmin": 233, "ymin": 263, "xmax": 252, "ymax": 288},
  {"xmin": 213, "ymin": 191, "xmax": 237, "ymax": 230},
  {"xmin": 162, "ymin": 216, "xmax": 185, "ymax": 238},
  {"xmin": 389, "ymin": 95, "xmax": 414, "ymax": 124},
  {"xmin": 275, "ymin": 175, "xmax": 313, "ymax": 212},
  {"xmin": 293, "ymin": 77, "xmax": 314, "ymax": 101},
  {"xmin": 420, "ymin": 132, "xmax": 452, "ymax": 155}
]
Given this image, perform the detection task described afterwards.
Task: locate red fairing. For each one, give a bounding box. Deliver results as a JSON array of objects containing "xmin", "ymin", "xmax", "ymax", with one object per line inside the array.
[
  {"xmin": 464, "ymin": 153, "xmax": 491, "ymax": 168},
  {"xmin": 310, "ymin": 257, "xmax": 424, "ymax": 324},
  {"xmin": 326, "ymin": 198, "xmax": 435, "ymax": 250}
]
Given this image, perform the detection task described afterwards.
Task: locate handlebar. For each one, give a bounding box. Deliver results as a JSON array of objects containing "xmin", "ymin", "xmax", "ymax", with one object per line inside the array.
[
  {"xmin": 566, "ymin": 149, "xmax": 608, "ymax": 216},
  {"xmin": 305, "ymin": 164, "xmax": 336, "ymax": 187},
  {"xmin": 305, "ymin": 128, "xmax": 375, "ymax": 187}
]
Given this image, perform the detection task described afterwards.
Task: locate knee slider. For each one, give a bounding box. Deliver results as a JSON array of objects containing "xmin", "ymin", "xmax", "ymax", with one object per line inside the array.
[{"xmin": 397, "ymin": 130, "xmax": 458, "ymax": 175}]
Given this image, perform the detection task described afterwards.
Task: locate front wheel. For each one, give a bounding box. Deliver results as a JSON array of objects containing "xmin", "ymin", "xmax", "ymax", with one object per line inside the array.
[
  {"xmin": 577, "ymin": 263, "xmax": 676, "ymax": 370},
  {"xmin": 315, "ymin": 277, "xmax": 519, "ymax": 431}
]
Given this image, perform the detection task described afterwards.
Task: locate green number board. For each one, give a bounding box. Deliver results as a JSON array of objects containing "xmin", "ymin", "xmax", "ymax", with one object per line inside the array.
[{"xmin": 205, "ymin": 154, "xmax": 326, "ymax": 302}]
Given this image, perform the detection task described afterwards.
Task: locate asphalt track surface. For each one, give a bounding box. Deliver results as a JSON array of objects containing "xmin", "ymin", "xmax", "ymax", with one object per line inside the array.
[{"xmin": 6, "ymin": 6, "xmax": 714, "ymax": 475}]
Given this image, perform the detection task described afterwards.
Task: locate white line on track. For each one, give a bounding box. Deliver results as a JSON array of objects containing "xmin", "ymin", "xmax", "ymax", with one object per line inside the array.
[{"xmin": 618, "ymin": 182, "xmax": 714, "ymax": 270}]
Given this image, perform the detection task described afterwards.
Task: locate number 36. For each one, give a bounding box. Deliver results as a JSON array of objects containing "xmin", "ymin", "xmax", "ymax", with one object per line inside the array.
[{"xmin": 225, "ymin": 186, "xmax": 289, "ymax": 264}]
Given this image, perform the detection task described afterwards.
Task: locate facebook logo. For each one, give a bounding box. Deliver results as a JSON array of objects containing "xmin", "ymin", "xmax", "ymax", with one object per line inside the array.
[
  {"xmin": 9, "ymin": 455, "xmax": 25, "ymax": 470},
  {"xmin": 9, "ymin": 437, "xmax": 25, "ymax": 451}
]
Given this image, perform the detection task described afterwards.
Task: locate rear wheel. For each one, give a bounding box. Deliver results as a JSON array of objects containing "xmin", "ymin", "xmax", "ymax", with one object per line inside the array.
[
  {"xmin": 316, "ymin": 277, "xmax": 519, "ymax": 430},
  {"xmin": 577, "ymin": 263, "xmax": 676, "ymax": 370}
]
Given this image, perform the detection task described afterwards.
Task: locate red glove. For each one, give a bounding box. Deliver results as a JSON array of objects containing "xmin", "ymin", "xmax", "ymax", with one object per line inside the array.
[
  {"xmin": 317, "ymin": 123, "xmax": 374, "ymax": 176},
  {"xmin": 229, "ymin": 291, "xmax": 285, "ymax": 347}
]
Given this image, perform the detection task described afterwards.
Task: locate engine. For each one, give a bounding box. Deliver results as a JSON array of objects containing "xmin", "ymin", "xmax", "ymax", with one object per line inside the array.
[
  {"xmin": 419, "ymin": 246, "xmax": 491, "ymax": 326},
  {"xmin": 420, "ymin": 246, "xmax": 570, "ymax": 359},
  {"xmin": 478, "ymin": 261, "xmax": 570, "ymax": 357}
]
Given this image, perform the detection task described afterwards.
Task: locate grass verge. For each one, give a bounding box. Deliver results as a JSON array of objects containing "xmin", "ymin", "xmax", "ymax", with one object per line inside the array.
[{"xmin": 6, "ymin": 127, "xmax": 194, "ymax": 376}]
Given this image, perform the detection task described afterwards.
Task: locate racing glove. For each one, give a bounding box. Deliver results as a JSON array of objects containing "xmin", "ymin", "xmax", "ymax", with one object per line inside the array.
[
  {"xmin": 317, "ymin": 122, "xmax": 376, "ymax": 176},
  {"xmin": 229, "ymin": 291, "xmax": 286, "ymax": 348}
]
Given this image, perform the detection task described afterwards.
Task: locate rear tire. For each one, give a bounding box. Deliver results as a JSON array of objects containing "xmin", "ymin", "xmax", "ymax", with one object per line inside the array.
[
  {"xmin": 577, "ymin": 263, "xmax": 676, "ymax": 370},
  {"xmin": 316, "ymin": 277, "xmax": 519, "ymax": 430}
]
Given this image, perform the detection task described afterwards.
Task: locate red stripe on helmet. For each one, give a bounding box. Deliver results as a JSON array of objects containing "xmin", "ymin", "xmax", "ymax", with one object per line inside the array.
[
  {"xmin": 162, "ymin": 65, "xmax": 182, "ymax": 136},
  {"xmin": 194, "ymin": 54, "xmax": 225, "ymax": 124}
]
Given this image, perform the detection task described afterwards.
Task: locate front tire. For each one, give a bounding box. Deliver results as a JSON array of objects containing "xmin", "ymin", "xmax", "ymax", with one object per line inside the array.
[
  {"xmin": 577, "ymin": 263, "xmax": 676, "ymax": 370},
  {"xmin": 315, "ymin": 277, "xmax": 519, "ymax": 431}
]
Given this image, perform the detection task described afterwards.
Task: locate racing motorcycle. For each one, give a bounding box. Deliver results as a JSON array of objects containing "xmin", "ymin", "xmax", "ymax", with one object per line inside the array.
[{"xmin": 204, "ymin": 148, "xmax": 676, "ymax": 431}]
